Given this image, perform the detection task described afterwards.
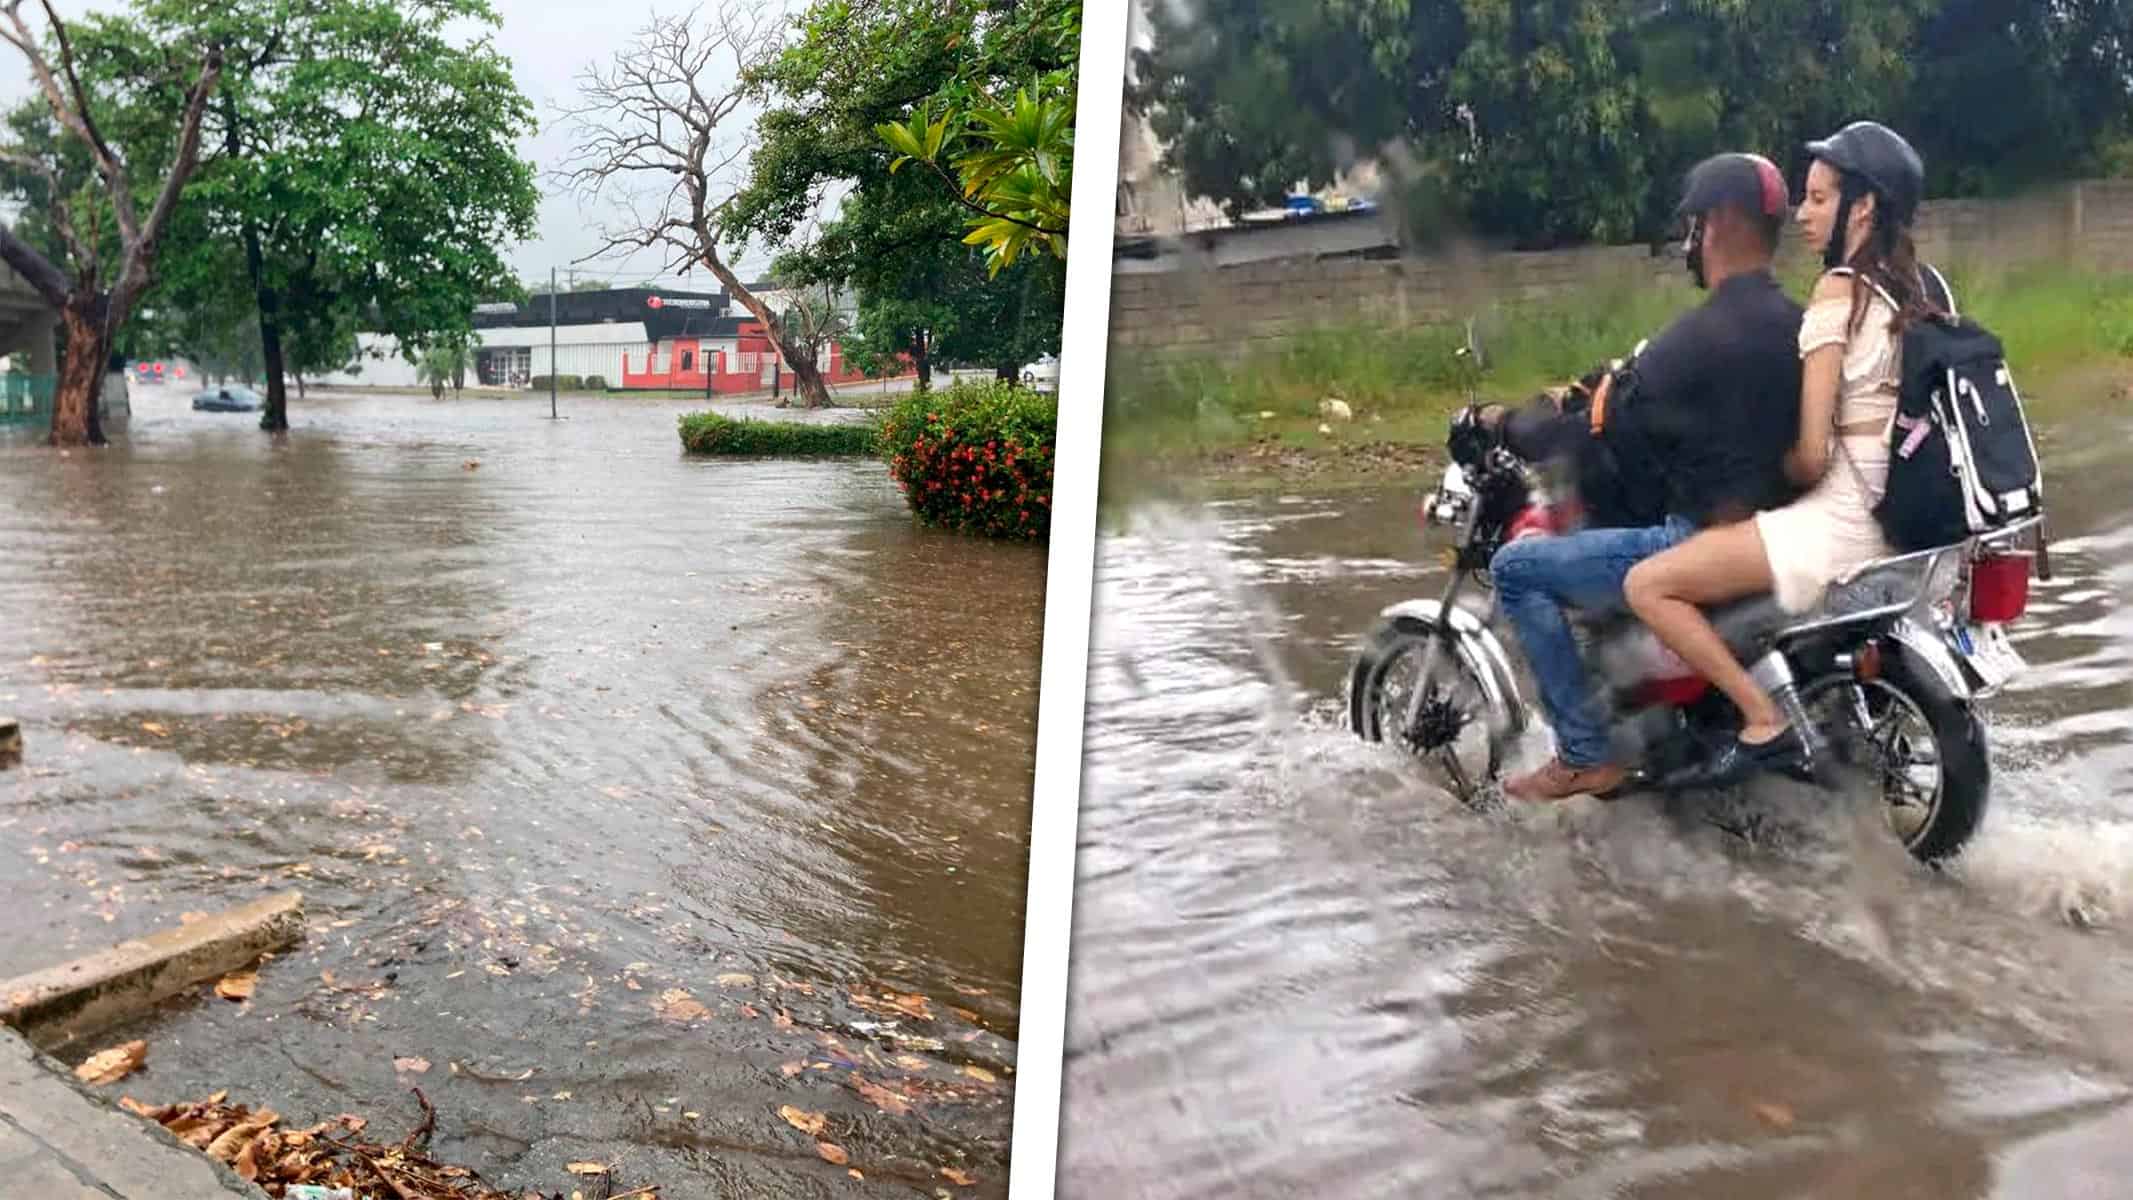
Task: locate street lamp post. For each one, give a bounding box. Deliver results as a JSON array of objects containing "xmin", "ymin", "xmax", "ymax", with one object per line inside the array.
[{"xmin": 549, "ymin": 266, "xmax": 558, "ymax": 420}]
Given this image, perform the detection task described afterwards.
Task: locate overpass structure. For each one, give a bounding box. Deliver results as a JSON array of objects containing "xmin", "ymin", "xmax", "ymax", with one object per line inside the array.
[
  {"xmin": 0, "ymin": 259, "xmax": 55, "ymax": 369},
  {"xmin": 0, "ymin": 259, "xmax": 59, "ymax": 424}
]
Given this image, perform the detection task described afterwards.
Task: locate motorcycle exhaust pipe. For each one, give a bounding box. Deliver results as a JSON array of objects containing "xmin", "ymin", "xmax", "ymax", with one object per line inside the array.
[{"xmin": 1749, "ymin": 650, "xmax": 1833, "ymax": 785}]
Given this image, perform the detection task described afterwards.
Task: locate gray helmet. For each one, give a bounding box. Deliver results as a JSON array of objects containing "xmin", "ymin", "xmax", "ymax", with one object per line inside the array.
[{"xmin": 1805, "ymin": 120, "xmax": 1923, "ymax": 225}]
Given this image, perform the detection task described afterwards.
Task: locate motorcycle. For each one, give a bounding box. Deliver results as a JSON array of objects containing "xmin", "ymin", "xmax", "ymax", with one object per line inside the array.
[{"xmin": 1347, "ymin": 338, "xmax": 2040, "ymax": 865}]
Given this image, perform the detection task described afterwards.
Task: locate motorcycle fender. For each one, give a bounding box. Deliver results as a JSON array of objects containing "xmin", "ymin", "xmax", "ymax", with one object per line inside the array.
[
  {"xmin": 1378, "ymin": 599, "xmax": 1528, "ymax": 735},
  {"xmin": 1887, "ymin": 616, "xmax": 1972, "ymax": 702}
]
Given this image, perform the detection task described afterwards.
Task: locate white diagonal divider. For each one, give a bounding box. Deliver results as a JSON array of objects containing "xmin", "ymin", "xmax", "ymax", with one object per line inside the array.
[{"xmin": 1005, "ymin": 3, "xmax": 1129, "ymax": 1195}]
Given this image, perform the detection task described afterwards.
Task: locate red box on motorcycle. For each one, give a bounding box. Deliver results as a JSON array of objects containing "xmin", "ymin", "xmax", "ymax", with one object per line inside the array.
[{"xmin": 1968, "ymin": 552, "xmax": 2032, "ymax": 624}]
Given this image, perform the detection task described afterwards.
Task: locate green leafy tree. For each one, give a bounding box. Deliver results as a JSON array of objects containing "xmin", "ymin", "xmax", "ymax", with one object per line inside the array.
[
  {"xmin": 1899, "ymin": 0, "xmax": 2133, "ymax": 195},
  {"xmin": 1130, "ymin": 0, "xmax": 1955, "ymax": 248},
  {"xmin": 114, "ymin": 0, "xmax": 537, "ymax": 433},
  {"xmin": 727, "ymin": 0, "xmax": 1074, "ymax": 379},
  {"xmin": 0, "ymin": 2, "xmax": 223, "ymax": 446},
  {"xmin": 878, "ymin": 85, "xmax": 1074, "ymax": 273}
]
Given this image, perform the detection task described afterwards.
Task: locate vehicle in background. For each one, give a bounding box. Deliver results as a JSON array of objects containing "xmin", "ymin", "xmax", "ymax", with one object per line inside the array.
[
  {"xmin": 1019, "ymin": 354, "xmax": 1059, "ymax": 394},
  {"xmin": 192, "ymin": 385, "xmax": 262, "ymax": 412}
]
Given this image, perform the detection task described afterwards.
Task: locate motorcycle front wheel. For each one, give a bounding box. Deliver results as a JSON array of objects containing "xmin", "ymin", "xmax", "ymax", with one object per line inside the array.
[
  {"xmin": 1349, "ymin": 615, "xmax": 1515, "ymax": 803},
  {"xmin": 1802, "ymin": 646, "xmax": 1991, "ymax": 865}
]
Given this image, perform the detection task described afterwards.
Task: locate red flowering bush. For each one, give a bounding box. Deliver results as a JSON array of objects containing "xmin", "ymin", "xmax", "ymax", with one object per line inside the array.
[{"xmin": 877, "ymin": 380, "xmax": 1056, "ymax": 541}]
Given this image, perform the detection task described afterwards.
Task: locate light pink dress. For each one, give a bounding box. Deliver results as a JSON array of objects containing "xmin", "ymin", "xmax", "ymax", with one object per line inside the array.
[{"xmin": 1754, "ymin": 278, "xmax": 1899, "ymax": 613}]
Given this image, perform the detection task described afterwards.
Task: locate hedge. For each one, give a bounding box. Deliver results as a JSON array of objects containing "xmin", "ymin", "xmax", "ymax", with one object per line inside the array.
[
  {"xmin": 877, "ymin": 380, "xmax": 1055, "ymax": 541},
  {"xmin": 677, "ymin": 411, "xmax": 879, "ymax": 456},
  {"xmin": 528, "ymin": 374, "xmax": 584, "ymax": 391}
]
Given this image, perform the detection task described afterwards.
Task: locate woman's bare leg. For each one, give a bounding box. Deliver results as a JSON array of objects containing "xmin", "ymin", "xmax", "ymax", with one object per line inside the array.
[{"xmin": 1624, "ymin": 522, "xmax": 1786, "ymax": 742}]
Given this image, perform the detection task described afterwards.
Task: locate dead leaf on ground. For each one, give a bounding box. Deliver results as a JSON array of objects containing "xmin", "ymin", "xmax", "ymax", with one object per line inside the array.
[
  {"xmin": 852, "ymin": 1075, "xmax": 913, "ymax": 1116},
  {"xmin": 393, "ymin": 1056, "xmax": 431, "ymax": 1075},
  {"xmin": 948, "ymin": 1006, "xmax": 981, "ymax": 1024},
  {"xmin": 74, "ymin": 1040, "xmax": 147, "ymax": 1086},
  {"xmin": 942, "ymin": 1167, "xmax": 978, "ymax": 1186},
  {"xmin": 655, "ymin": 988, "xmax": 711, "ymax": 1023},
  {"xmin": 1753, "ymin": 1102, "xmax": 1796, "ymax": 1130},
  {"xmin": 566, "ymin": 1161, "xmax": 610, "ymax": 1176},
  {"xmin": 815, "ymin": 1141, "xmax": 848, "ymax": 1165},
  {"xmin": 884, "ymin": 992, "xmax": 931, "ymax": 1020},
  {"xmin": 951, "ymin": 985, "xmax": 989, "ymax": 998},
  {"xmin": 141, "ymin": 721, "xmax": 170, "ymax": 738},
  {"xmin": 118, "ymin": 1096, "xmax": 169, "ymax": 1119},
  {"xmin": 893, "ymin": 1055, "xmax": 930, "ymax": 1071},
  {"xmin": 215, "ymin": 969, "xmax": 258, "ymax": 1001},
  {"xmin": 779, "ymin": 1105, "xmax": 828, "ymax": 1137},
  {"xmin": 780, "ymin": 1061, "xmax": 805, "ymax": 1078},
  {"xmin": 205, "ymin": 1110, "xmax": 278, "ymax": 1162},
  {"xmin": 715, "ymin": 972, "xmax": 755, "ymax": 988},
  {"xmin": 960, "ymin": 1065, "xmax": 996, "ymax": 1084}
]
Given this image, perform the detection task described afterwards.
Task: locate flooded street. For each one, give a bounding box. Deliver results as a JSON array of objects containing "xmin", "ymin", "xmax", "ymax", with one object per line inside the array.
[
  {"xmin": 1063, "ymin": 398, "xmax": 2133, "ymax": 1199},
  {"xmin": 0, "ymin": 386, "xmax": 1042, "ymax": 1196}
]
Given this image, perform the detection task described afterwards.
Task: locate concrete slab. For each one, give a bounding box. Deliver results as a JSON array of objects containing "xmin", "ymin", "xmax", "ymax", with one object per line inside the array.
[
  {"xmin": 0, "ymin": 1025, "xmax": 264, "ymax": 1198},
  {"xmin": 0, "ymin": 892, "xmax": 304, "ymax": 1050}
]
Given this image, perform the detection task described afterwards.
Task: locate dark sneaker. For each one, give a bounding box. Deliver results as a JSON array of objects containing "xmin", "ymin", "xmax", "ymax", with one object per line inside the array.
[
  {"xmin": 1673, "ymin": 725, "xmax": 1813, "ymax": 790},
  {"xmin": 1505, "ymin": 756, "xmax": 1629, "ymax": 802}
]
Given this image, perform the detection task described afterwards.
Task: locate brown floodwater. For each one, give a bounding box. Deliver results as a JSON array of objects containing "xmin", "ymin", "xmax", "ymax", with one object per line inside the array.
[
  {"xmin": 0, "ymin": 385, "xmax": 1042, "ymax": 1197},
  {"xmin": 1062, "ymin": 396, "xmax": 2133, "ymax": 1199}
]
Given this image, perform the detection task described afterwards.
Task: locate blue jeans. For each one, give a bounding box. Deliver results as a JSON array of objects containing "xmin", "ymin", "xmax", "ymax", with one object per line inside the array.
[{"xmin": 1489, "ymin": 517, "xmax": 1695, "ymax": 767}]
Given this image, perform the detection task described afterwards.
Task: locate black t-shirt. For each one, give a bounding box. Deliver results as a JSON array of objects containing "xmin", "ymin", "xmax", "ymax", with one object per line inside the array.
[{"xmin": 1603, "ymin": 270, "xmax": 1805, "ymax": 527}]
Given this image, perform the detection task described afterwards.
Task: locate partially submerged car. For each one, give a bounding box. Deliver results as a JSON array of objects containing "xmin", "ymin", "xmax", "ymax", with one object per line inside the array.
[
  {"xmin": 1019, "ymin": 354, "xmax": 1059, "ymax": 394},
  {"xmin": 192, "ymin": 385, "xmax": 261, "ymax": 412}
]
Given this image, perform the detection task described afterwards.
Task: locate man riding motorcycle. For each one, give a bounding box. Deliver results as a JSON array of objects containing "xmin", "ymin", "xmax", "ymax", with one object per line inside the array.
[{"xmin": 1488, "ymin": 152, "xmax": 1806, "ymax": 801}]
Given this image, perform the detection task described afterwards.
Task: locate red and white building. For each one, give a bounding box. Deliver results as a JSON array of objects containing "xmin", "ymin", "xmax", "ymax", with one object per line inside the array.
[{"xmin": 314, "ymin": 285, "xmax": 902, "ymax": 394}]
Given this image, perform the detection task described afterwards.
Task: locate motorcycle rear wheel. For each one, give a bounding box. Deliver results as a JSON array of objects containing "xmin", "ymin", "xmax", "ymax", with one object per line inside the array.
[
  {"xmin": 1802, "ymin": 648, "xmax": 1991, "ymax": 865},
  {"xmin": 1350, "ymin": 616, "xmax": 1513, "ymax": 803}
]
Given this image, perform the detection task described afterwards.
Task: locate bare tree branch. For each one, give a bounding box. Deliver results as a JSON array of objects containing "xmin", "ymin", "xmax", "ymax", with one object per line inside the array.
[
  {"xmin": 119, "ymin": 44, "xmax": 225, "ymax": 313},
  {"xmin": 0, "ymin": 222, "xmax": 73, "ymax": 306},
  {"xmin": 0, "ymin": 148, "xmax": 89, "ymax": 269},
  {"xmin": 1, "ymin": 0, "xmax": 139, "ymax": 240},
  {"xmin": 554, "ymin": 1, "xmax": 836, "ymax": 401}
]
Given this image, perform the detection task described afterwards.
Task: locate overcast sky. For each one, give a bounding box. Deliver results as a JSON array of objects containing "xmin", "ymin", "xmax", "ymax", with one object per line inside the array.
[{"xmin": 4, "ymin": 0, "xmax": 810, "ymax": 292}]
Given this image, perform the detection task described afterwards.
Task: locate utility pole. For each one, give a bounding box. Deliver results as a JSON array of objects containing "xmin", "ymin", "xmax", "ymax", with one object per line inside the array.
[{"xmin": 549, "ymin": 266, "xmax": 558, "ymax": 420}]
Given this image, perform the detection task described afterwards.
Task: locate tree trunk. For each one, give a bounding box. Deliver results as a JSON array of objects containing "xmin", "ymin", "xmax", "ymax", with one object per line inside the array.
[
  {"xmin": 295, "ymin": 374, "xmax": 306, "ymax": 402},
  {"xmin": 247, "ymin": 244, "xmax": 291, "ymax": 433},
  {"xmin": 257, "ymin": 312, "xmax": 290, "ymax": 432},
  {"xmin": 910, "ymin": 329, "xmax": 932, "ymax": 390},
  {"xmin": 687, "ymin": 247, "xmax": 833, "ymax": 408},
  {"xmin": 50, "ymin": 294, "xmax": 110, "ymax": 448}
]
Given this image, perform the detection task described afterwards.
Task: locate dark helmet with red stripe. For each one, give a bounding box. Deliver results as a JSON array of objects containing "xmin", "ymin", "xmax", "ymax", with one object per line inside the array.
[
  {"xmin": 1674, "ymin": 152, "xmax": 1787, "ymax": 288},
  {"xmin": 1674, "ymin": 152, "xmax": 1789, "ymax": 223}
]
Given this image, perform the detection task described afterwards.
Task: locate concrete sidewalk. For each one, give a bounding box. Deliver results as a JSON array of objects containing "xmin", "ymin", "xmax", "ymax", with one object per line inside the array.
[{"xmin": 0, "ymin": 1027, "xmax": 262, "ymax": 1198}]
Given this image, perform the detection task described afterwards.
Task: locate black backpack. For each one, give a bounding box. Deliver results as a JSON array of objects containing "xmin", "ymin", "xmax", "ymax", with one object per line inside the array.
[{"xmin": 1841, "ymin": 265, "xmax": 2045, "ymax": 554}]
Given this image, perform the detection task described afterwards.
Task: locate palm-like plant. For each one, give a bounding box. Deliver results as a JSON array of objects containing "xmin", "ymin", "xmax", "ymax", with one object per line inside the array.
[{"xmin": 877, "ymin": 86, "xmax": 1073, "ymax": 276}]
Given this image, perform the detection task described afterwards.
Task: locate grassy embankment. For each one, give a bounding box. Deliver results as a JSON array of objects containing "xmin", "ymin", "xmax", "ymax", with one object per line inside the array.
[{"xmin": 1103, "ymin": 264, "xmax": 2133, "ymax": 495}]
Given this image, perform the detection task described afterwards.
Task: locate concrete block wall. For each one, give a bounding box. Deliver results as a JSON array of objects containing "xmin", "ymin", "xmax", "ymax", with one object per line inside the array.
[{"xmin": 1111, "ymin": 180, "xmax": 2126, "ymax": 356}]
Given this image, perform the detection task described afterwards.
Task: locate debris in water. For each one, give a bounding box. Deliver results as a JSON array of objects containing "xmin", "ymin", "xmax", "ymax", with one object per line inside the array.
[
  {"xmin": 123, "ymin": 1087, "xmax": 659, "ymax": 1197},
  {"xmin": 216, "ymin": 969, "xmax": 259, "ymax": 1002}
]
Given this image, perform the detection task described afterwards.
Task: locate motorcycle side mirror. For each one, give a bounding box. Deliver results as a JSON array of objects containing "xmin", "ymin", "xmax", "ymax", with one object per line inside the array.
[{"xmin": 1463, "ymin": 319, "xmax": 1488, "ymax": 372}]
